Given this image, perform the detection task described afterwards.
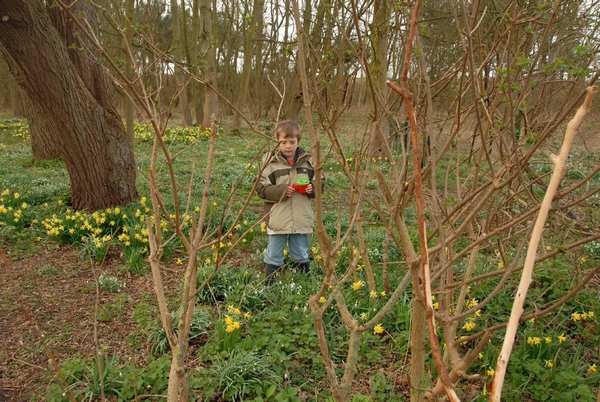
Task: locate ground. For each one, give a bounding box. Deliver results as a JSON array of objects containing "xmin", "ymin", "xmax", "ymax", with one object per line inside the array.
[
  {"xmin": 576, "ymin": 124, "xmax": 600, "ymax": 153},
  {"xmin": 0, "ymin": 243, "xmax": 167, "ymax": 401}
]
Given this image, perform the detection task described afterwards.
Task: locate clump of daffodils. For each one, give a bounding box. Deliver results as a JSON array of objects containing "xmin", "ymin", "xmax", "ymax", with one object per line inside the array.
[
  {"xmin": 223, "ymin": 305, "xmax": 251, "ymax": 333},
  {"xmin": 0, "ymin": 188, "xmax": 31, "ymax": 227},
  {"xmin": 571, "ymin": 311, "xmax": 595, "ymax": 321},
  {"xmin": 461, "ymin": 298, "xmax": 481, "ymax": 332},
  {"xmin": 224, "ymin": 315, "xmax": 241, "ymax": 333},
  {"xmin": 526, "ymin": 333, "xmax": 568, "ymax": 346}
]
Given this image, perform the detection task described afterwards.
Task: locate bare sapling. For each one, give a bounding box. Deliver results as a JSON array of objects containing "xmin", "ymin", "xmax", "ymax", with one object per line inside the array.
[
  {"xmin": 289, "ymin": 0, "xmax": 449, "ymax": 400},
  {"xmin": 386, "ymin": 0, "xmax": 459, "ymax": 399},
  {"xmin": 52, "ymin": 2, "xmax": 274, "ymax": 400}
]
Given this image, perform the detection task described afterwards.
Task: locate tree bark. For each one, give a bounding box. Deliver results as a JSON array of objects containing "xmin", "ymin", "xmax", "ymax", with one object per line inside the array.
[
  {"xmin": 0, "ymin": 0, "xmax": 138, "ymax": 211},
  {"xmin": 367, "ymin": 0, "xmax": 391, "ymax": 156},
  {"xmin": 124, "ymin": 0, "xmax": 135, "ymax": 145},
  {"xmin": 171, "ymin": 0, "xmax": 192, "ymax": 126},
  {"xmin": 199, "ymin": 0, "xmax": 219, "ymax": 128},
  {"xmin": 187, "ymin": 0, "xmax": 205, "ymax": 126},
  {"xmin": 231, "ymin": 0, "xmax": 264, "ymax": 131}
]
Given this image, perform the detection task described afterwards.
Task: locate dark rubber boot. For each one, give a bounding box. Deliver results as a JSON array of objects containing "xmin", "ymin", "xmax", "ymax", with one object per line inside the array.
[
  {"xmin": 265, "ymin": 264, "xmax": 281, "ymax": 284},
  {"xmin": 297, "ymin": 261, "xmax": 309, "ymax": 274}
]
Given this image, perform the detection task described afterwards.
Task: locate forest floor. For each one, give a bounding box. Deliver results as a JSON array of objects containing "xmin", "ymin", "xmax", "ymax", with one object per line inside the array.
[
  {"xmin": 0, "ymin": 243, "xmax": 177, "ymax": 401},
  {"xmin": 578, "ymin": 125, "xmax": 600, "ymax": 152}
]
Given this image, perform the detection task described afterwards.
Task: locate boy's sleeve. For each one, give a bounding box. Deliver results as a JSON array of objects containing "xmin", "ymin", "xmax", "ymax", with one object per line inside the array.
[
  {"xmin": 256, "ymin": 178, "xmax": 288, "ymax": 202},
  {"xmin": 256, "ymin": 156, "xmax": 289, "ymax": 202}
]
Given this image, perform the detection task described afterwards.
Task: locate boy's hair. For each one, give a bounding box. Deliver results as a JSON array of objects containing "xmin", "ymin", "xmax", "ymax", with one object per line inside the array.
[{"xmin": 274, "ymin": 120, "xmax": 302, "ymax": 141}]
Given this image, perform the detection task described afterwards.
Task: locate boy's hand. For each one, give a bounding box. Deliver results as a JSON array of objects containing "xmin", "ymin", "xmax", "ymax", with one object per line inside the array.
[
  {"xmin": 306, "ymin": 183, "xmax": 313, "ymax": 194},
  {"xmin": 285, "ymin": 185, "xmax": 296, "ymax": 196}
]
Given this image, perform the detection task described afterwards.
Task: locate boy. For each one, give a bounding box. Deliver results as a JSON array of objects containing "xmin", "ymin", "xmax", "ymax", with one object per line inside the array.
[{"xmin": 256, "ymin": 120, "xmax": 324, "ymax": 282}]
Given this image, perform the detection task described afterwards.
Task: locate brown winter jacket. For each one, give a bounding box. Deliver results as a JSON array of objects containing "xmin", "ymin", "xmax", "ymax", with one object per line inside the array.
[{"xmin": 256, "ymin": 147, "xmax": 324, "ymax": 234}]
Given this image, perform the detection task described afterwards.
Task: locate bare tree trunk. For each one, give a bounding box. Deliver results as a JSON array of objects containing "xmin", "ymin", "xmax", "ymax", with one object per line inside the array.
[
  {"xmin": 124, "ymin": 0, "xmax": 135, "ymax": 145},
  {"xmin": 0, "ymin": 1, "xmax": 138, "ymax": 210},
  {"xmin": 200, "ymin": 0, "xmax": 218, "ymax": 128},
  {"xmin": 284, "ymin": 0, "xmax": 310, "ymax": 121},
  {"xmin": 9, "ymin": 81, "xmax": 24, "ymax": 117},
  {"xmin": 231, "ymin": 0, "xmax": 264, "ymax": 130},
  {"xmin": 368, "ymin": 0, "xmax": 390, "ymax": 156},
  {"xmin": 171, "ymin": 0, "xmax": 192, "ymax": 126},
  {"xmin": 189, "ymin": 0, "xmax": 205, "ymax": 126}
]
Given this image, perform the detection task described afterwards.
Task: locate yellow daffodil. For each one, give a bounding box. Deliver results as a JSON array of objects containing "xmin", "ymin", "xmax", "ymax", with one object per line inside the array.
[{"xmin": 463, "ymin": 321, "xmax": 475, "ymax": 331}]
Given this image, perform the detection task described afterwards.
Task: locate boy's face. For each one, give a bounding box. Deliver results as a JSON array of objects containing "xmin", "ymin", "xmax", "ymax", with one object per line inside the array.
[{"xmin": 278, "ymin": 135, "xmax": 298, "ymax": 159}]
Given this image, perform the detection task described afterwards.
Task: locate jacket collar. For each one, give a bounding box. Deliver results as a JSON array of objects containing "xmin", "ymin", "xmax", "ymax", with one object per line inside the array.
[{"xmin": 274, "ymin": 147, "xmax": 308, "ymax": 163}]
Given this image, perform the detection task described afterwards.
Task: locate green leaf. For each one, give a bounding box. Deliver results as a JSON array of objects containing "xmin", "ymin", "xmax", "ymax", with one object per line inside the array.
[
  {"xmin": 515, "ymin": 56, "xmax": 533, "ymax": 69},
  {"xmin": 266, "ymin": 384, "xmax": 277, "ymax": 398}
]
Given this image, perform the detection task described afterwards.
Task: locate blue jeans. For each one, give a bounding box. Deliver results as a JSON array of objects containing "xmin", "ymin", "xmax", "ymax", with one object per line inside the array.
[{"xmin": 264, "ymin": 234, "xmax": 310, "ymax": 266}]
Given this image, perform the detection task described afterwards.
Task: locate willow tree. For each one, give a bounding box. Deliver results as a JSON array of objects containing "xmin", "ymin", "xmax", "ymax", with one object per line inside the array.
[{"xmin": 0, "ymin": 0, "xmax": 137, "ymax": 211}]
